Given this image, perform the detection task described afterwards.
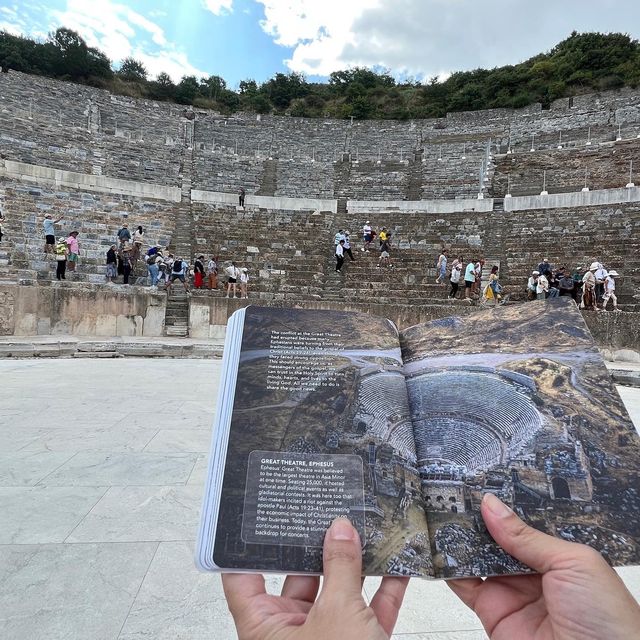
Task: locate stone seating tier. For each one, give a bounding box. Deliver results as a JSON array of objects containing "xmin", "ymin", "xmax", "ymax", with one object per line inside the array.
[
  {"xmin": 0, "ymin": 181, "xmax": 177, "ymax": 284},
  {"xmin": 491, "ymin": 139, "xmax": 640, "ymax": 197}
]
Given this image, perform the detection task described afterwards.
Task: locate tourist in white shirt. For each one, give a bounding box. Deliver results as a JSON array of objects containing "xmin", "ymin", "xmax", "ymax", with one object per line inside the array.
[
  {"xmin": 594, "ymin": 263, "xmax": 608, "ymax": 304},
  {"xmin": 335, "ymin": 240, "xmax": 345, "ymax": 273},
  {"xmin": 239, "ymin": 267, "xmax": 250, "ymax": 299},
  {"xmin": 602, "ymin": 270, "xmax": 620, "ymax": 311},
  {"xmin": 527, "ymin": 271, "xmax": 539, "ymax": 301},
  {"xmin": 362, "ymin": 221, "xmax": 373, "ymax": 251},
  {"xmin": 536, "ymin": 273, "xmax": 549, "ymax": 300},
  {"xmin": 449, "ymin": 256, "xmax": 463, "ymax": 299}
]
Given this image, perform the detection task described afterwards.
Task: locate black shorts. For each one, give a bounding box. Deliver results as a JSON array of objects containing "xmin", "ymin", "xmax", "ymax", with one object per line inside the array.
[
  {"xmin": 464, "ymin": 280, "xmax": 474, "ymax": 288},
  {"xmin": 228, "ymin": 277, "xmax": 237, "ymax": 283},
  {"xmin": 46, "ymin": 235, "xmax": 55, "ymax": 245},
  {"xmin": 170, "ymin": 273, "xmax": 185, "ymax": 282}
]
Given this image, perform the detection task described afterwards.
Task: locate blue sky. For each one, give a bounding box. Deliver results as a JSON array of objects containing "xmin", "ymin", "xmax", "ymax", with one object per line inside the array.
[{"xmin": 1, "ymin": 1, "xmax": 640, "ymax": 87}]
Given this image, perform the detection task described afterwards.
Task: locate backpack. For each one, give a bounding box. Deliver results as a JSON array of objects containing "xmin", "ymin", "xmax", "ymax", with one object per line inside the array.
[{"xmin": 172, "ymin": 259, "xmax": 183, "ymax": 273}]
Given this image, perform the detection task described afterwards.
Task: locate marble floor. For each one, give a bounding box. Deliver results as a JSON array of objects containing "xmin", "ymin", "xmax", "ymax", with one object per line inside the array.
[{"xmin": 0, "ymin": 358, "xmax": 639, "ymax": 640}]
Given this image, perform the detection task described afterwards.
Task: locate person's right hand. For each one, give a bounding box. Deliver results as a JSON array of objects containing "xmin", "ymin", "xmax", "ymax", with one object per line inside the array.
[{"xmin": 448, "ymin": 493, "xmax": 640, "ymax": 640}]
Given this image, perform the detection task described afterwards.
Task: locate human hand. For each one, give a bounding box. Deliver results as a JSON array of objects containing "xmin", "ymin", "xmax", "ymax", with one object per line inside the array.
[
  {"xmin": 223, "ymin": 518, "xmax": 408, "ymax": 640},
  {"xmin": 448, "ymin": 493, "xmax": 640, "ymax": 640}
]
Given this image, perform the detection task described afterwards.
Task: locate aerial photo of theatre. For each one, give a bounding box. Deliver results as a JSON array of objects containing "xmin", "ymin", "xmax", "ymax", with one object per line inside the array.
[
  {"xmin": 400, "ymin": 298, "xmax": 640, "ymax": 578},
  {"xmin": 212, "ymin": 306, "xmax": 434, "ymax": 576}
]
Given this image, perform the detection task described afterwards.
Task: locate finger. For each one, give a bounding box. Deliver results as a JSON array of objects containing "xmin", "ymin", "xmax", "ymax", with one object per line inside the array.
[
  {"xmin": 369, "ymin": 577, "xmax": 409, "ymax": 636},
  {"xmin": 447, "ymin": 578, "xmax": 484, "ymax": 610},
  {"xmin": 222, "ymin": 573, "xmax": 266, "ymax": 616},
  {"xmin": 481, "ymin": 493, "xmax": 581, "ymax": 573},
  {"xmin": 319, "ymin": 517, "xmax": 363, "ymax": 602},
  {"xmin": 280, "ymin": 575, "xmax": 321, "ymax": 603}
]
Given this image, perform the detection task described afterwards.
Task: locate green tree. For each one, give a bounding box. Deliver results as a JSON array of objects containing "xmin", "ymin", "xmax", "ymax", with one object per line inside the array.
[
  {"xmin": 118, "ymin": 57, "xmax": 147, "ymax": 82},
  {"xmin": 175, "ymin": 75, "xmax": 199, "ymax": 104}
]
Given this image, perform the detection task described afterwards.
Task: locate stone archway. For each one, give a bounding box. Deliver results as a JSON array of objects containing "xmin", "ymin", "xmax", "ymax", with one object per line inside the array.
[{"xmin": 552, "ymin": 477, "xmax": 571, "ymax": 499}]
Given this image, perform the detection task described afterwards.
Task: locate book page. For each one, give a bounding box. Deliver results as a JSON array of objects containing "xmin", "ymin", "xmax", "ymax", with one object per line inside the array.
[
  {"xmin": 400, "ymin": 298, "xmax": 640, "ymax": 579},
  {"xmin": 211, "ymin": 306, "xmax": 434, "ymax": 576}
]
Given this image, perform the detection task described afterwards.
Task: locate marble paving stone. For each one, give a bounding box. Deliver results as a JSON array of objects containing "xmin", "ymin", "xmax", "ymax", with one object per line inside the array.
[
  {"xmin": 0, "ymin": 486, "xmax": 107, "ymax": 543},
  {"xmin": 187, "ymin": 454, "xmax": 210, "ymax": 486},
  {"xmin": 144, "ymin": 429, "xmax": 213, "ymax": 453},
  {"xmin": 0, "ymin": 451, "xmax": 75, "ymax": 486},
  {"xmin": 364, "ymin": 578, "xmax": 484, "ymax": 634},
  {"xmin": 20, "ymin": 425, "xmax": 159, "ymax": 453},
  {"xmin": 67, "ymin": 485, "xmax": 203, "ymax": 543},
  {"xmin": 0, "ymin": 427, "xmax": 52, "ymax": 453},
  {"xmin": 119, "ymin": 541, "xmax": 237, "ymax": 640},
  {"xmin": 0, "ymin": 542, "xmax": 157, "ymax": 640},
  {"xmin": 119, "ymin": 410, "xmax": 216, "ymax": 431},
  {"xmin": 43, "ymin": 452, "xmax": 200, "ymax": 486}
]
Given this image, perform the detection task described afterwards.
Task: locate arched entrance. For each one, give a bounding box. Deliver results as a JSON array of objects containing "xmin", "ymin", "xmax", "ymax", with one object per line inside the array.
[{"xmin": 552, "ymin": 477, "xmax": 571, "ymax": 500}]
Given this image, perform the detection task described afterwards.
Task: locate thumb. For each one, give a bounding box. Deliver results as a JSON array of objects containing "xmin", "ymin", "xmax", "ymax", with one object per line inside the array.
[
  {"xmin": 319, "ymin": 517, "xmax": 363, "ymax": 602},
  {"xmin": 481, "ymin": 493, "xmax": 583, "ymax": 573}
]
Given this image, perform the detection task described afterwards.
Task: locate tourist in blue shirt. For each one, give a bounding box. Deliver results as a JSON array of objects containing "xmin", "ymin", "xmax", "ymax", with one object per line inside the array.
[
  {"xmin": 43, "ymin": 213, "xmax": 63, "ymax": 255},
  {"xmin": 464, "ymin": 259, "xmax": 476, "ymax": 301}
]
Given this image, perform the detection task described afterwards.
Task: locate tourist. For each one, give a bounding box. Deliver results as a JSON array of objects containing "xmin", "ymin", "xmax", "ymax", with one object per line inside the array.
[
  {"xmin": 536, "ymin": 270, "xmax": 549, "ymax": 300},
  {"xmin": 166, "ymin": 255, "xmax": 189, "ymax": 293},
  {"xmin": 193, "ymin": 255, "xmax": 205, "ymax": 289},
  {"xmin": 132, "ymin": 225, "xmax": 144, "ymax": 261},
  {"xmin": 558, "ymin": 270, "xmax": 575, "ymax": 297},
  {"xmin": 65, "ymin": 231, "xmax": 80, "ymax": 272},
  {"xmin": 377, "ymin": 235, "xmax": 393, "ymax": 269},
  {"xmin": 207, "ymin": 255, "xmax": 218, "ymax": 290},
  {"xmin": 581, "ymin": 263, "xmax": 598, "ymax": 310},
  {"xmin": 121, "ymin": 247, "xmax": 133, "ymax": 284},
  {"xmin": 164, "ymin": 254, "xmax": 174, "ymax": 284},
  {"xmin": 464, "ymin": 258, "xmax": 476, "ymax": 301},
  {"xmin": 335, "ymin": 239, "xmax": 345, "ymax": 273},
  {"xmin": 225, "ymin": 261, "xmax": 241, "ymax": 297},
  {"xmin": 435, "ymin": 249, "xmax": 448, "ymax": 284},
  {"xmin": 379, "ymin": 227, "xmax": 388, "ymax": 247},
  {"xmin": 222, "ymin": 497, "xmax": 640, "ymax": 640},
  {"xmin": 239, "ymin": 267, "xmax": 249, "ymax": 299},
  {"xmin": 594, "ymin": 262, "xmax": 608, "ymax": 304},
  {"xmin": 238, "ymin": 187, "xmax": 246, "ymax": 208},
  {"xmin": 602, "ymin": 270, "xmax": 620, "ymax": 311},
  {"xmin": 527, "ymin": 271, "xmax": 539, "ymax": 301},
  {"xmin": 362, "ymin": 220, "xmax": 373, "ymax": 252},
  {"xmin": 537, "ymin": 257, "xmax": 552, "ymax": 279},
  {"xmin": 43, "ymin": 213, "xmax": 63, "ymax": 255},
  {"xmin": 147, "ymin": 251, "xmax": 160, "ymax": 287},
  {"xmin": 547, "ymin": 269, "xmax": 560, "ymax": 298},
  {"xmin": 482, "ymin": 265, "xmax": 501, "ymax": 306},
  {"xmin": 472, "ymin": 258, "xmax": 485, "ymax": 296},
  {"xmin": 449, "ymin": 257, "xmax": 462, "ymax": 299},
  {"xmin": 117, "ymin": 223, "xmax": 131, "ymax": 249},
  {"xmin": 571, "ymin": 266, "xmax": 584, "ymax": 303},
  {"xmin": 106, "ymin": 244, "xmax": 118, "ymax": 283},
  {"xmin": 343, "ymin": 232, "xmax": 355, "ymax": 262},
  {"xmin": 54, "ymin": 236, "xmax": 68, "ymax": 280},
  {"xmin": 334, "ymin": 229, "xmax": 346, "ymax": 246},
  {"xmin": 147, "ymin": 244, "xmax": 161, "ymax": 258}
]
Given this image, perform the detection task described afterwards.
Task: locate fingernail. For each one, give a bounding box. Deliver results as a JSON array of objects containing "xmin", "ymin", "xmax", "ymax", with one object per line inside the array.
[
  {"xmin": 483, "ymin": 493, "xmax": 513, "ymax": 518},
  {"xmin": 328, "ymin": 517, "xmax": 355, "ymax": 541}
]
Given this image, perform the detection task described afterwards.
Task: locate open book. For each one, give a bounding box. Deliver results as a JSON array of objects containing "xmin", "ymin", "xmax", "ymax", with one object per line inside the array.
[{"xmin": 196, "ymin": 298, "xmax": 640, "ymax": 579}]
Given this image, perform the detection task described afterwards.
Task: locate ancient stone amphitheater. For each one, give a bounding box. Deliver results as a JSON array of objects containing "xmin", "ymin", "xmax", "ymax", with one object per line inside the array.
[{"xmin": 0, "ymin": 70, "xmax": 639, "ymax": 349}]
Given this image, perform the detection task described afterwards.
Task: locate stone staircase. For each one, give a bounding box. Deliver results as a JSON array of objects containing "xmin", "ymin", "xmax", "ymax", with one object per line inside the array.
[{"xmin": 257, "ymin": 159, "xmax": 278, "ymax": 196}]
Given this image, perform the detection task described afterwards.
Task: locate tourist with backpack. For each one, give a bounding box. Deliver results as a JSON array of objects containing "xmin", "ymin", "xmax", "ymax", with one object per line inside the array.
[
  {"xmin": 166, "ymin": 256, "xmax": 189, "ymax": 292},
  {"xmin": 193, "ymin": 256, "xmax": 205, "ymax": 289},
  {"xmin": 147, "ymin": 251, "xmax": 160, "ymax": 287},
  {"xmin": 435, "ymin": 249, "xmax": 448, "ymax": 284},
  {"xmin": 54, "ymin": 237, "xmax": 68, "ymax": 280}
]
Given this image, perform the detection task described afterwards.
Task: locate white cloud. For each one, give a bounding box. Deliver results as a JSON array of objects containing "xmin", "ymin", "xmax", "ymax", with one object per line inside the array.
[
  {"xmin": 49, "ymin": 0, "xmax": 207, "ymax": 81},
  {"xmin": 255, "ymin": 0, "xmax": 640, "ymax": 80},
  {"xmin": 202, "ymin": 0, "xmax": 234, "ymax": 15}
]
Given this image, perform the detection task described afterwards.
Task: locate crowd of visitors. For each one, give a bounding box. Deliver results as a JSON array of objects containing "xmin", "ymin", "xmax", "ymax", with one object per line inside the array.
[
  {"xmin": 526, "ymin": 258, "xmax": 621, "ymax": 311},
  {"xmin": 333, "ymin": 222, "xmax": 395, "ymax": 273}
]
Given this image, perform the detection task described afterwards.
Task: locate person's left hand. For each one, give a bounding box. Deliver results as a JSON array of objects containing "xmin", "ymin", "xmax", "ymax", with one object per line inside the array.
[{"xmin": 222, "ymin": 518, "xmax": 408, "ymax": 640}]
